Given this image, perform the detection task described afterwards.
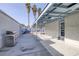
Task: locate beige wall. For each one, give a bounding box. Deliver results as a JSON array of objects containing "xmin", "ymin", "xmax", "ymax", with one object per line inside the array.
[
  {"xmin": 45, "ymin": 20, "xmax": 59, "ymax": 39},
  {"xmin": 0, "ymin": 11, "xmax": 20, "ymax": 48},
  {"xmin": 65, "ymin": 12, "xmax": 79, "ymax": 48},
  {"xmin": 44, "ymin": 12, "xmax": 79, "ymax": 48}
]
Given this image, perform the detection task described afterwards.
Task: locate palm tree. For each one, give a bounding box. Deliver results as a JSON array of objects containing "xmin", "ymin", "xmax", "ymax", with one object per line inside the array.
[
  {"xmin": 25, "ymin": 3, "xmax": 31, "ymax": 28},
  {"xmin": 38, "ymin": 8, "xmax": 41, "ymax": 16},
  {"xmin": 32, "ymin": 4, "xmax": 37, "ymax": 20},
  {"xmin": 32, "ymin": 4, "xmax": 38, "ymax": 37}
]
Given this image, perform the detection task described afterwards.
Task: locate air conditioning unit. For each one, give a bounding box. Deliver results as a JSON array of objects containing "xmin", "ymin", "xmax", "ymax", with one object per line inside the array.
[
  {"xmin": 4, "ymin": 35, "xmax": 16, "ymax": 47},
  {"xmin": 4, "ymin": 31, "xmax": 16, "ymax": 47}
]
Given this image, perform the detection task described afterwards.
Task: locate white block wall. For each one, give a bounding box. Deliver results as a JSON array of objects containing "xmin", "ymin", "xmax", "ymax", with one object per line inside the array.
[
  {"xmin": 65, "ymin": 12, "xmax": 79, "ymax": 48},
  {"xmin": 0, "ymin": 11, "xmax": 20, "ymax": 48}
]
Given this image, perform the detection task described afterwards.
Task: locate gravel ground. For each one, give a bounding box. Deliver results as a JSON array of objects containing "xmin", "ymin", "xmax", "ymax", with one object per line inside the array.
[{"xmin": 0, "ymin": 33, "xmax": 51, "ymax": 56}]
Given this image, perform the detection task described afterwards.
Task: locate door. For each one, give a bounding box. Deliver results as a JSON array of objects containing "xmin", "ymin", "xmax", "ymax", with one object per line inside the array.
[{"xmin": 58, "ymin": 19, "xmax": 65, "ymax": 40}]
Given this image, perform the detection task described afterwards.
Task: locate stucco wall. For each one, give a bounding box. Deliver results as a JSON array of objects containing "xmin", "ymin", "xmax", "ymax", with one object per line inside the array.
[
  {"xmin": 0, "ymin": 11, "xmax": 20, "ymax": 48},
  {"xmin": 65, "ymin": 12, "xmax": 79, "ymax": 48},
  {"xmin": 45, "ymin": 20, "xmax": 59, "ymax": 39},
  {"xmin": 0, "ymin": 31, "xmax": 3, "ymax": 48}
]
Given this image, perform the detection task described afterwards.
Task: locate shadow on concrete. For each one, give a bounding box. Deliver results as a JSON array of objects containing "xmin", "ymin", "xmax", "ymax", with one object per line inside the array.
[{"xmin": 31, "ymin": 34, "xmax": 64, "ymax": 56}]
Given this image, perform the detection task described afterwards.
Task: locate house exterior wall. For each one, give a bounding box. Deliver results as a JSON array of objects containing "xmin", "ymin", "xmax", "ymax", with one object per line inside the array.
[
  {"xmin": 0, "ymin": 11, "xmax": 20, "ymax": 48},
  {"xmin": 43, "ymin": 12, "xmax": 79, "ymax": 48},
  {"xmin": 39, "ymin": 13, "xmax": 79, "ymax": 55},
  {"xmin": 44, "ymin": 20, "xmax": 59, "ymax": 39},
  {"xmin": 65, "ymin": 12, "xmax": 79, "ymax": 48}
]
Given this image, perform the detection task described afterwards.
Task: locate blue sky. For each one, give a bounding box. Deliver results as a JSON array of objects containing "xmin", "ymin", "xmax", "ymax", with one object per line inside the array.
[{"xmin": 0, "ymin": 3, "xmax": 47, "ymax": 26}]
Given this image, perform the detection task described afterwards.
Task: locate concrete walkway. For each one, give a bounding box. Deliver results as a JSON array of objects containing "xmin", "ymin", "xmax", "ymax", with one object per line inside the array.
[
  {"xmin": 36, "ymin": 33, "xmax": 79, "ymax": 56},
  {"xmin": 0, "ymin": 33, "xmax": 51, "ymax": 56}
]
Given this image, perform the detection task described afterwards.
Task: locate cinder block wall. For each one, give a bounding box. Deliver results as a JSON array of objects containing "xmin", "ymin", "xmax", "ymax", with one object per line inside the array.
[
  {"xmin": 44, "ymin": 20, "xmax": 59, "ymax": 39},
  {"xmin": 65, "ymin": 12, "xmax": 79, "ymax": 48},
  {"xmin": 0, "ymin": 11, "xmax": 20, "ymax": 48}
]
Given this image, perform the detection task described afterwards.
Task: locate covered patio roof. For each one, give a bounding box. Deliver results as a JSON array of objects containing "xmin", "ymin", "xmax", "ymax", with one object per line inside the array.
[{"xmin": 32, "ymin": 3, "xmax": 79, "ymax": 28}]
